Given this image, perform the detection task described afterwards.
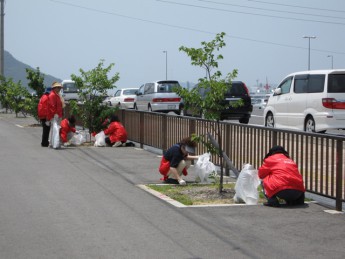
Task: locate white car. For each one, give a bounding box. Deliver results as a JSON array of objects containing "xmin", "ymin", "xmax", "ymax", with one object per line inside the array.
[
  {"xmin": 107, "ymin": 88, "xmax": 138, "ymax": 109},
  {"xmin": 264, "ymin": 69, "xmax": 345, "ymax": 133}
]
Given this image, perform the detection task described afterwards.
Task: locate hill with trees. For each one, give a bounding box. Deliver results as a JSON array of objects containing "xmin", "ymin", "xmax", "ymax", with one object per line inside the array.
[{"xmin": 4, "ymin": 50, "xmax": 62, "ymax": 92}]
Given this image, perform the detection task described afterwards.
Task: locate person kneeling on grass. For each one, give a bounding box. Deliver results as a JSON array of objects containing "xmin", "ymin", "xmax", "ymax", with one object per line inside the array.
[
  {"xmin": 103, "ymin": 115, "xmax": 128, "ymax": 147},
  {"xmin": 60, "ymin": 115, "xmax": 77, "ymax": 147},
  {"xmin": 258, "ymin": 145, "xmax": 305, "ymax": 207},
  {"xmin": 159, "ymin": 137, "xmax": 199, "ymax": 185}
]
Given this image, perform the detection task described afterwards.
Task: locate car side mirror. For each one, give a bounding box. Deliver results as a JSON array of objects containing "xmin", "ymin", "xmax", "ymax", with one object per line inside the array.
[{"xmin": 273, "ymin": 88, "xmax": 282, "ymax": 96}]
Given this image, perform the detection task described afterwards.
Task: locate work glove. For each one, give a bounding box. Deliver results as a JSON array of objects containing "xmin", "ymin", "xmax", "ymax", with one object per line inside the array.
[
  {"xmin": 45, "ymin": 121, "xmax": 51, "ymax": 126},
  {"xmin": 64, "ymin": 141, "xmax": 71, "ymax": 147}
]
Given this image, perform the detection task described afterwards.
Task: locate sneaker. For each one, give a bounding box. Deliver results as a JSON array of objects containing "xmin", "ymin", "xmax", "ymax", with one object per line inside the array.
[
  {"xmin": 178, "ymin": 179, "xmax": 186, "ymax": 185},
  {"xmin": 113, "ymin": 141, "xmax": 122, "ymax": 147},
  {"xmin": 122, "ymin": 142, "xmax": 126, "ymax": 147}
]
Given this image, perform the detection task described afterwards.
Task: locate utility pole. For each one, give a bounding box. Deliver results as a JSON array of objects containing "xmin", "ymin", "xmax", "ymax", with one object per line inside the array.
[{"xmin": 0, "ymin": 0, "xmax": 4, "ymax": 76}]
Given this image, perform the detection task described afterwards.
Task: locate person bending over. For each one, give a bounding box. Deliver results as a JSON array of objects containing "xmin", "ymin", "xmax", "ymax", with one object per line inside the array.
[
  {"xmin": 258, "ymin": 145, "xmax": 305, "ymax": 207},
  {"xmin": 104, "ymin": 115, "xmax": 128, "ymax": 147},
  {"xmin": 60, "ymin": 115, "xmax": 77, "ymax": 147},
  {"xmin": 159, "ymin": 137, "xmax": 199, "ymax": 185}
]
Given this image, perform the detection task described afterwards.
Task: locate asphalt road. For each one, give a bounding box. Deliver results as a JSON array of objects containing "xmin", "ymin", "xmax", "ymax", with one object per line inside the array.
[
  {"xmin": 0, "ymin": 113, "xmax": 344, "ymax": 259},
  {"xmin": 249, "ymin": 107, "xmax": 345, "ymax": 136}
]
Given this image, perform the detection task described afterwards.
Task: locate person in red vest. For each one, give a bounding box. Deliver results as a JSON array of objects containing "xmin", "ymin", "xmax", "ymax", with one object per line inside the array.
[
  {"xmin": 103, "ymin": 115, "xmax": 128, "ymax": 147},
  {"xmin": 258, "ymin": 145, "xmax": 305, "ymax": 207},
  {"xmin": 47, "ymin": 82, "xmax": 63, "ymax": 122},
  {"xmin": 37, "ymin": 88, "xmax": 51, "ymax": 147},
  {"xmin": 60, "ymin": 115, "xmax": 77, "ymax": 146}
]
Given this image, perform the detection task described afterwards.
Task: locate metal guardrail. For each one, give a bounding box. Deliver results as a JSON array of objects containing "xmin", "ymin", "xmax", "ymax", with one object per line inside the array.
[{"xmin": 116, "ymin": 109, "xmax": 344, "ymax": 211}]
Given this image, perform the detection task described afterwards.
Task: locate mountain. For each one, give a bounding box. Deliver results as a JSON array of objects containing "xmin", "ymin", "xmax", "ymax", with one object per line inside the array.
[{"xmin": 4, "ymin": 50, "xmax": 62, "ymax": 92}]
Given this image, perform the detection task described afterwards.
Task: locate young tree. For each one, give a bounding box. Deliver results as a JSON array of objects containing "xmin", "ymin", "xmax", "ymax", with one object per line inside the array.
[
  {"xmin": 71, "ymin": 59, "xmax": 120, "ymax": 137},
  {"xmin": 175, "ymin": 32, "xmax": 238, "ymax": 193},
  {"xmin": 4, "ymin": 78, "xmax": 31, "ymax": 117},
  {"xmin": 26, "ymin": 67, "xmax": 46, "ymax": 121}
]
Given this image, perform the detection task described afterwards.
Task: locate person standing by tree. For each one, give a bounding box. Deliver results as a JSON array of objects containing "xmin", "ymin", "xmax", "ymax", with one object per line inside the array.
[
  {"xmin": 48, "ymin": 82, "xmax": 63, "ymax": 148},
  {"xmin": 37, "ymin": 88, "xmax": 51, "ymax": 147},
  {"xmin": 47, "ymin": 82, "xmax": 63, "ymax": 122}
]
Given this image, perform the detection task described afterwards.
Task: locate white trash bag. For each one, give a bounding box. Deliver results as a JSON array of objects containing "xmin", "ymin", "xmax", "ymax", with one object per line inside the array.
[
  {"xmin": 51, "ymin": 118, "xmax": 60, "ymax": 149},
  {"xmin": 195, "ymin": 153, "xmax": 217, "ymax": 183},
  {"xmin": 70, "ymin": 132, "xmax": 86, "ymax": 146},
  {"xmin": 234, "ymin": 164, "xmax": 260, "ymax": 205},
  {"xmin": 94, "ymin": 131, "xmax": 106, "ymax": 147}
]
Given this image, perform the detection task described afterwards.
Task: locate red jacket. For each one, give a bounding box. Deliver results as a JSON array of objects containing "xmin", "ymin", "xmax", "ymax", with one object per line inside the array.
[
  {"xmin": 258, "ymin": 153, "xmax": 305, "ymax": 198},
  {"xmin": 47, "ymin": 91, "xmax": 63, "ymax": 120},
  {"xmin": 60, "ymin": 118, "xmax": 76, "ymax": 143},
  {"xmin": 37, "ymin": 93, "xmax": 49, "ymax": 120},
  {"xmin": 103, "ymin": 121, "xmax": 127, "ymax": 143}
]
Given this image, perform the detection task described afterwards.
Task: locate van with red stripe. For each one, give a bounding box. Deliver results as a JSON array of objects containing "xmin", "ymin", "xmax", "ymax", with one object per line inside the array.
[{"xmin": 264, "ymin": 69, "xmax": 345, "ymax": 133}]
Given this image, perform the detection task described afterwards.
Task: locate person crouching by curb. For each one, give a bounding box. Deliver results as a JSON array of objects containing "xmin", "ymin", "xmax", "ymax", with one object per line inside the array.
[
  {"xmin": 37, "ymin": 88, "xmax": 51, "ymax": 147},
  {"xmin": 104, "ymin": 115, "xmax": 128, "ymax": 147},
  {"xmin": 258, "ymin": 145, "xmax": 305, "ymax": 207},
  {"xmin": 159, "ymin": 137, "xmax": 199, "ymax": 185},
  {"xmin": 60, "ymin": 115, "xmax": 77, "ymax": 147}
]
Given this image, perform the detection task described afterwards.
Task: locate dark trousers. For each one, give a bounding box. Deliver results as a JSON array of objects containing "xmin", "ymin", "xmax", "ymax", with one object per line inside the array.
[
  {"xmin": 267, "ymin": 189, "xmax": 305, "ymax": 206},
  {"xmin": 41, "ymin": 119, "xmax": 51, "ymax": 147},
  {"xmin": 262, "ymin": 182, "xmax": 304, "ymax": 206}
]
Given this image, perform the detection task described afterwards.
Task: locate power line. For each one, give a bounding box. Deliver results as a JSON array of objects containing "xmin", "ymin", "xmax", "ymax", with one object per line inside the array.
[
  {"xmin": 50, "ymin": 0, "xmax": 345, "ymax": 55},
  {"xmin": 194, "ymin": 0, "xmax": 345, "ymax": 20},
  {"xmin": 156, "ymin": 0, "xmax": 345, "ymax": 26},
  {"xmin": 246, "ymin": 0, "xmax": 345, "ymax": 14}
]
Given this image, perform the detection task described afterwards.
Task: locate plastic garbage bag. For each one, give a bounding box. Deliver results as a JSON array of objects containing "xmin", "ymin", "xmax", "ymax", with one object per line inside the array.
[
  {"xmin": 70, "ymin": 133, "xmax": 86, "ymax": 146},
  {"xmin": 194, "ymin": 153, "xmax": 217, "ymax": 183},
  {"xmin": 234, "ymin": 164, "xmax": 260, "ymax": 205},
  {"xmin": 94, "ymin": 131, "xmax": 106, "ymax": 147},
  {"xmin": 51, "ymin": 118, "xmax": 60, "ymax": 149}
]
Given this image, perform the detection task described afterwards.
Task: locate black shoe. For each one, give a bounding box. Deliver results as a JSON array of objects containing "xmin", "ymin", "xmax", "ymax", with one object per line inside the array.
[
  {"xmin": 41, "ymin": 144, "xmax": 49, "ymax": 147},
  {"xmin": 263, "ymin": 202, "xmax": 280, "ymax": 207},
  {"xmin": 164, "ymin": 178, "xmax": 179, "ymax": 184}
]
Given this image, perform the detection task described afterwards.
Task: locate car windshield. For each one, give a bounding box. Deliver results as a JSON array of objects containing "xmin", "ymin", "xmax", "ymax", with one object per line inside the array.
[
  {"xmin": 123, "ymin": 89, "xmax": 137, "ymax": 95},
  {"xmin": 157, "ymin": 82, "xmax": 180, "ymax": 93},
  {"xmin": 63, "ymin": 82, "xmax": 78, "ymax": 93}
]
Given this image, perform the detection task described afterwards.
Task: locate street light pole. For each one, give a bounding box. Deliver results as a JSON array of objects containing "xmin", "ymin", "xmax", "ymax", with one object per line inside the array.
[
  {"xmin": 327, "ymin": 55, "xmax": 334, "ymax": 69},
  {"xmin": 0, "ymin": 0, "xmax": 4, "ymax": 77},
  {"xmin": 303, "ymin": 36, "xmax": 316, "ymax": 70},
  {"xmin": 163, "ymin": 50, "xmax": 167, "ymax": 80}
]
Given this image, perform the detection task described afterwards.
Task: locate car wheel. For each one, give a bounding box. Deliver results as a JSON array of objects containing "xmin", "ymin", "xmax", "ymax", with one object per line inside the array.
[
  {"xmin": 148, "ymin": 105, "xmax": 152, "ymax": 112},
  {"xmin": 239, "ymin": 117, "xmax": 249, "ymax": 124},
  {"xmin": 305, "ymin": 116, "xmax": 315, "ymax": 132},
  {"xmin": 265, "ymin": 112, "xmax": 274, "ymax": 127},
  {"xmin": 134, "ymin": 103, "xmax": 138, "ymax": 110}
]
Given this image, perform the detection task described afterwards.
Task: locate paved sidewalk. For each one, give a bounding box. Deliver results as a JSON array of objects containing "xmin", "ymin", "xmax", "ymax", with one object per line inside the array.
[{"xmin": 1, "ymin": 112, "xmax": 344, "ymax": 259}]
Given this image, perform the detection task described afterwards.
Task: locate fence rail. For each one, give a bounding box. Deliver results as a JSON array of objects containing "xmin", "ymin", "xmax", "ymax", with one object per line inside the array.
[{"xmin": 116, "ymin": 109, "xmax": 344, "ymax": 211}]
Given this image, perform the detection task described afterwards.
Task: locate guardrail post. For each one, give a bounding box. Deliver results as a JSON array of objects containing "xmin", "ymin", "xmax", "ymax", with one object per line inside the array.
[
  {"xmin": 189, "ymin": 118, "xmax": 196, "ymax": 136},
  {"xmin": 139, "ymin": 112, "xmax": 144, "ymax": 149},
  {"xmin": 335, "ymin": 139, "xmax": 343, "ymax": 211},
  {"xmin": 162, "ymin": 115, "xmax": 167, "ymax": 151}
]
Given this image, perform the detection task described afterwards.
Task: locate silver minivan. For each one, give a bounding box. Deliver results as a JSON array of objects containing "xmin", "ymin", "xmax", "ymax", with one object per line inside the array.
[
  {"xmin": 264, "ymin": 69, "xmax": 345, "ymax": 133},
  {"xmin": 134, "ymin": 80, "xmax": 182, "ymax": 114}
]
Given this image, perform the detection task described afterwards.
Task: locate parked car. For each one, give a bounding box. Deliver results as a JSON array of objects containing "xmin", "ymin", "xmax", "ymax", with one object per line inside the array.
[
  {"xmin": 105, "ymin": 88, "xmax": 138, "ymax": 109},
  {"xmin": 183, "ymin": 81, "xmax": 252, "ymax": 123},
  {"xmin": 264, "ymin": 69, "xmax": 345, "ymax": 133},
  {"xmin": 252, "ymin": 95, "xmax": 270, "ymax": 109},
  {"xmin": 134, "ymin": 80, "xmax": 182, "ymax": 114}
]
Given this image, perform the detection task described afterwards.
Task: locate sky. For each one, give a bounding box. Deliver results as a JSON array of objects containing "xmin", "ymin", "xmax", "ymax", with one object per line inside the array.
[{"xmin": 5, "ymin": 0, "xmax": 345, "ymax": 92}]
